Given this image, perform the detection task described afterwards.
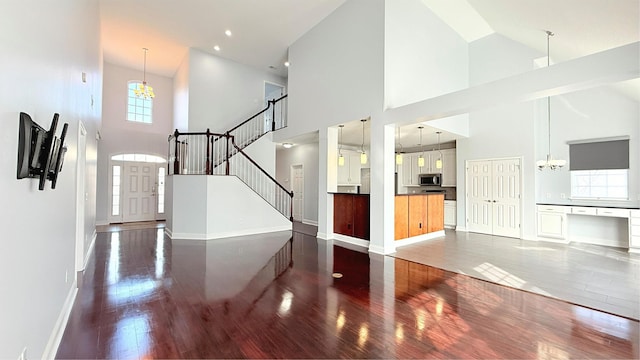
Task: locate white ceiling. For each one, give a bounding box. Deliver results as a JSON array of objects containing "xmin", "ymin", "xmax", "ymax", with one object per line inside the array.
[
  {"xmin": 99, "ymin": 0, "xmax": 639, "ymax": 149},
  {"xmin": 100, "ymin": 0, "xmax": 347, "ymax": 77}
]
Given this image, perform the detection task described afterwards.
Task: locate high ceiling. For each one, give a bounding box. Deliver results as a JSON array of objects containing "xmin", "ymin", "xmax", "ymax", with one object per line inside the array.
[{"xmin": 99, "ymin": 0, "xmax": 639, "ymax": 147}]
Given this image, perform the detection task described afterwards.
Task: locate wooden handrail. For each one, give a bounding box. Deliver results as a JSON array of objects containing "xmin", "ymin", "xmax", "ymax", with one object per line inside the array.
[
  {"xmin": 231, "ymin": 140, "xmax": 293, "ymax": 197},
  {"xmin": 227, "ymin": 94, "xmax": 288, "ymax": 134}
]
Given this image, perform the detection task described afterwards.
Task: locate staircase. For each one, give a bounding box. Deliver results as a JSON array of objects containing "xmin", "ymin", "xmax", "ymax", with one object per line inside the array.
[{"xmin": 167, "ymin": 95, "xmax": 292, "ymax": 221}]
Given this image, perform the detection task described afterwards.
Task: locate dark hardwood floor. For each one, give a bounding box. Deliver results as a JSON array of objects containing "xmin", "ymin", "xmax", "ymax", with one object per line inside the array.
[{"xmin": 56, "ymin": 227, "xmax": 639, "ymax": 359}]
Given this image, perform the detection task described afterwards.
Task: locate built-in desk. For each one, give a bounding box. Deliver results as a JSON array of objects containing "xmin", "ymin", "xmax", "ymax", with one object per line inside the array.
[{"xmin": 536, "ymin": 204, "xmax": 640, "ymax": 253}]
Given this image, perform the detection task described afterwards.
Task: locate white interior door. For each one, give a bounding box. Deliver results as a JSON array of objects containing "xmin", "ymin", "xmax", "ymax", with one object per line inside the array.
[
  {"xmin": 466, "ymin": 158, "xmax": 521, "ymax": 238},
  {"xmin": 292, "ymin": 164, "xmax": 304, "ymax": 221},
  {"xmin": 492, "ymin": 159, "xmax": 521, "ymax": 237},
  {"xmin": 467, "ymin": 160, "xmax": 493, "ymax": 234},
  {"xmin": 122, "ymin": 161, "xmax": 156, "ymax": 222}
]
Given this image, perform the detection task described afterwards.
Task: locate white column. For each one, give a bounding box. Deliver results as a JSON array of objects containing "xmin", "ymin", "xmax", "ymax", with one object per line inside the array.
[
  {"xmin": 369, "ymin": 120, "xmax": 396, "ymax": 254},
  {"xmin": 318, "ymin": 126, "xmax": 338, "ymax": 240}
]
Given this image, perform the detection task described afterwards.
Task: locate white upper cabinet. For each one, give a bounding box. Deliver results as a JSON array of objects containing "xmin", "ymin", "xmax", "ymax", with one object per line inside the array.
[
  {"xmin": 337, "ymin": 151, "xmax": 362, "ymax": 185},
  {"xmin": 441, "ymin": 148, "xmax": 456, "ymax": 187}
]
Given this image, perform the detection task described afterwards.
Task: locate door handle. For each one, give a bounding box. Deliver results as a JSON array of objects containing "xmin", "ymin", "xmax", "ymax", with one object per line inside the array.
[{"xmin": 484, "ymin": 200, "xmax": 491, "ymax": 202}]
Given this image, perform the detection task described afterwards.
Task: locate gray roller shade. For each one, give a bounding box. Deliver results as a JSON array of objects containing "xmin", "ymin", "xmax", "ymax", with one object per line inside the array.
[{"xmin": 569, "ymin": 139, "xmax": 629, "ymax": 170}]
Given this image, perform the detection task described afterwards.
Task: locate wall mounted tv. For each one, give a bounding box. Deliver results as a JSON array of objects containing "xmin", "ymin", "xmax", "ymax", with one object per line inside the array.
[{"xmin": 17, "ymin": 112, "xmax": 69, "ymax": 190}]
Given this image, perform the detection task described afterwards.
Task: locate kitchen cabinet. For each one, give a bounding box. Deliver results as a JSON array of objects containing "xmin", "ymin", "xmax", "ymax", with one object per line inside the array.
[
  {"xmin": 333, "ymin": 193, "xmax": 369, "ymax": 240},
  {"xmin": 394, "ymin": 196, "xmax": 409, "ymax": 240},
  {"xmin": 401, "ymin": 153, "xmax": 421, "ymax": 186},
  {"xmin": 337, "ymin": 151, "xmax": 361, "ymax": 186},
  {"xmin": 395, "ymin": 194, "xmax": 444, "ymax": 240},
  {"xmin": 536, "ymin": 205, "xmax": 568, "ymax": 240},
  {"xmin": 426, "ymin": 194, "xmax": 444, "ymax": 233},
  {"xmin": 444, "ymin": 200, "xmax": 456, "ymax": 228},
  {"xmin": 441, "ymin": 148, "xmax": 456, "ymax": 187},
  {"xmin": 630, "ymin": 210, "xmax": 640, "ymax": 252},
  {"xmin": 408, "ymin": 194, "xmax": 427, "ymax": 237}
]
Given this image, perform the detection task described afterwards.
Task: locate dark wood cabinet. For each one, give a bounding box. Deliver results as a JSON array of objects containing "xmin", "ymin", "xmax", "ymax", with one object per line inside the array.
[{"xmin": 333, "ymin": 194, "xmax": 369, "ymax": 240}]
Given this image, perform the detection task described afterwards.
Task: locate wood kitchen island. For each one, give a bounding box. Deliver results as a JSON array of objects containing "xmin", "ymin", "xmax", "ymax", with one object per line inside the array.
[{"xmin": 395, "ymin": 193, "xmax": 444, "ymax": 242}]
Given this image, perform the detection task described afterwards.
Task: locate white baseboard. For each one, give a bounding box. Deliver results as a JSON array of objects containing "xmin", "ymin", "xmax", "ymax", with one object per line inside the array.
[
  {"xmin": 368, "ymin": 244, "xmax": 396, "ymax": 255},
  {"xmin": 169, "ymin": 225, "xmax": 292, "ymax": 240},
  {"xmin": 302, "ymin": 219, "xmax": 318, "ymax": 226},
  {"xmin": 316, "ymin": 232, "xmax": 329, "ymax": 240},
  {"xmin": 629, "ymin": 248, "xmax": 640, "ymax": 254},
  {"xmin": 331, "ymin": 233, "xmax": 370, "ymax": 249},
  {"xmin": 456, "ymin": 226, "xmax": 467, "ymax": 232},
  {"xmin": 95, "ymin": 220, "xmax": 108, "ymax": 226},
  {"xmin": 42, "ymin": 282, "xmax": 78, "ymax": 360},
  {"xmin": 394, "ymin": 230, "xmax": 445, "ymax": 248}
]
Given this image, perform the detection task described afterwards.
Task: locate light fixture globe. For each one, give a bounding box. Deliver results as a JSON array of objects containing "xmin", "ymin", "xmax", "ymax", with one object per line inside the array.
[{"xmin": 134, "ymin": 48, "xmax": 155, "ymax": 99}]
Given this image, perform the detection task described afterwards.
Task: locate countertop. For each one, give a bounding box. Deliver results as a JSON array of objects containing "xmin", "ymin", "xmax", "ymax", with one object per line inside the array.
[{"xmin": 537, "ymin": 203, "xmax": 640, "ymax": 210}]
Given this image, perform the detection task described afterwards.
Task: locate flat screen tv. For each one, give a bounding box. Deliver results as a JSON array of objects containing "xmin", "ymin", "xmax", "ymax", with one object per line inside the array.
[{"xmin": 16, "ymin": 112, "xmax": 68, "ymax": 190}]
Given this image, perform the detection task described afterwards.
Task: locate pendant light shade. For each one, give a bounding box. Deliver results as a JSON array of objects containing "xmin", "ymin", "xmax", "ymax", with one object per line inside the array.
[
  {"xmin": 435, "ymin": 131, "xmax": 443, "ymax": 169},
  {"xmin": 360, "ymin": 119, "xmax": 367, "ymax": 165},
  {"xmin": 537, "ymin": 30, "xmax": 566, "ymax": 171},
  {"xmin": 338, "ymin": 125, "xmax": 345, "ymax": 167},
  {"xmin": 396, "ymin": 126, "xmax": 403, "ymax": 165},
  {"xmin": 418, "ymin": 126, "xmax": 425, "ymax": 168}
]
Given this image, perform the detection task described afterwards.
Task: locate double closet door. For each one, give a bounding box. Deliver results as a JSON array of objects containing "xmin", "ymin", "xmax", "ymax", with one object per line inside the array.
[{"xmin": 467, "ymin": 158, "xmax": 521, "ymax": 238}]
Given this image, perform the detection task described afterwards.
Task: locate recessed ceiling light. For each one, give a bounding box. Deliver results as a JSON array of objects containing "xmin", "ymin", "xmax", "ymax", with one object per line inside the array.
[
  {"xmin": 283, "ymin": 143, "xmax": 293, "ymax": 148},
  {"xmin": 284, "ymin": 61, "xmax": 290, "ymax": 67},
  {"xmin": 225, "ymin": 30, "xmax": 232, "ymax": 37},
  {"xmin": 214, "ymin": 45, "xmax": 221, "ymax": 51}
]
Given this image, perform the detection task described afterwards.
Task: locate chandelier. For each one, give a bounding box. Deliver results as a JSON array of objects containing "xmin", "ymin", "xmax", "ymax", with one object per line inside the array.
[
  {"xmin": 536, "ymin": 31, "xmax": 565, "ymax": 171},
  {"xmin": 134, "ymin": 48, "xmax": 155, "ymax": 99}
]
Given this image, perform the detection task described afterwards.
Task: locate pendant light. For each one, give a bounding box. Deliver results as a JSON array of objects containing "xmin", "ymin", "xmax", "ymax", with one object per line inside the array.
[
  {"xmin": 133, "ymin": 48, "xmax": 155, "ymax": 99},
  {"xmin": 435, "ymin": 131, "xmax": 443, "ymax": 169},
  {"xmin": 360, "ymin": 119, "xmax": 367, "ymax": 164},
  {"xmin": 417, "ymin": 126, "xmax": 425, "ymax": 168},
  {"xmin": 536, "ymin": 30, "xmax": 566, "ymax": 171},
  {"xmin": 338, "ymin": 125, "xmax": 345, "ymax": 166},
  {"xmin": 396, "ymin": 126, "xmax": 403, "ymax": 165}
]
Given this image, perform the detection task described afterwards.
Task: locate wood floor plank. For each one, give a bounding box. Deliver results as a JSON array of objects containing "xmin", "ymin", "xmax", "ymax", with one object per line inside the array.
[{"xmin": 56, "ymin": 227, "xmax": 639, "ymax": 359}]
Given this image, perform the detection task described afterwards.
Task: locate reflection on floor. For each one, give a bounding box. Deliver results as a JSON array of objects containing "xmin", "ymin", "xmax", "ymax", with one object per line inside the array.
[
  {"xmin": 56, "ymin": 225, "xmax": 639, "ymax": 359},
  {"xmin": 393, "ymin": 230, "xmax": 640, "ymax": 320}
]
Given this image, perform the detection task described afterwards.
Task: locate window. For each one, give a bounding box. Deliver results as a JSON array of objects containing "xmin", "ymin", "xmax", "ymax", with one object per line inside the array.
[
  {"xmin": 570, "ymin": 169, "xmax": 628, "ymax": 200},
  {"xmin": 112, "ymin": 165, "xmax": 121, "ymax": 216},
  {"xmin": 127, "ymin": 81, "xmax": 153, "ymax": 123},
  {"xmin": 569, "ymin": 137, "xmax": 629, "ymax": 200}
]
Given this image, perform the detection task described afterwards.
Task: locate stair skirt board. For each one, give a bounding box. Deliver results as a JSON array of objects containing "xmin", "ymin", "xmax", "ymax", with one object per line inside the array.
[{"xmin": 167, "ymin": 225, "xmax": 292, "ymax": 241}]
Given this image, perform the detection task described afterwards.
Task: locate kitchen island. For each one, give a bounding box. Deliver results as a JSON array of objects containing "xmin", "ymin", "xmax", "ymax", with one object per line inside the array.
[
  {"xmin": 333, "ymin": 193, "xmax": 370, "ymax": 240},
  {"xmin": 395, "ymin": 193, "xmax": 444, "ymax": 243}
]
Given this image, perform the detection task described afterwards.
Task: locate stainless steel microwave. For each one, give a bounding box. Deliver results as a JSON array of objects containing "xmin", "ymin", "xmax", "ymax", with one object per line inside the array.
[{"xmin": 419, "ymin": 173, "xmax": 441, "ymax": 186}]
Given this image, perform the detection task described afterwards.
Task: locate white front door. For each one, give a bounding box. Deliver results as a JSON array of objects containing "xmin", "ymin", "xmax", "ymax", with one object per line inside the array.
[
  {"xmin": 122, "ymin": 161, "xmax": 156, "ymax": 222},
  {"xmin": 466, "ymin": 158, "xmax": 521, "ymax": 238},
  {"xmin": 292, "ymin": 164, "xmax": 304, "ymax": 221}
]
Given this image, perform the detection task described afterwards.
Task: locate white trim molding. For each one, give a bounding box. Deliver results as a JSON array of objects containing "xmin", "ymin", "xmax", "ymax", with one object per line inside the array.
[{"xmin": 42, "ymin": 283, "xmax": 78, "ymax": 360}]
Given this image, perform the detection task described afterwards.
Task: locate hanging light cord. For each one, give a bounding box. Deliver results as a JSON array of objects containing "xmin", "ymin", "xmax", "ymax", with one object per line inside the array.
[
  {"xmin": 142, "ymin": 48, "xmax": 148, "ymax": 84},
  {"xmin": 546, "ymin": 31, "xmax": 553, "ymax": 157},
  {"xmin": 361, "ymin": 119, "xmax": 366, "ymax": 154}
]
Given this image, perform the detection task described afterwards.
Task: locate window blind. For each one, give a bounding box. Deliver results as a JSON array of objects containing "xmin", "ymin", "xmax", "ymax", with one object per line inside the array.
[{"xmin": 569, "ymin": 138, "xmax": 629, "ymax": 170}]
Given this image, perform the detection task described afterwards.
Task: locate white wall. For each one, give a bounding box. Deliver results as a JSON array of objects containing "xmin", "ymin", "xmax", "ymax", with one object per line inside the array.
[
  {"xmin": 173, "ymin": 52, "xmax": 190, "ymax": 132},
  {"xmin": 187, "ymin": 48, "xmax": 286, "ymax": 133},
  {"xmin": 384, "ymin": 0, "xmax": 469, "ymax": 109},
  {"xmin": 168, "ymin": 176, "xmax": 291, "ymax": 239},
  {"xmin": 535, "ymin": 84, "xmax": 640, "ymax": 208},
  {"xmin": 276, "ymin": 142, "xmax": 320, "ymax": 223},
  {"xmin": 276, "ymin": 0, "xmax": 385, "ymax": 143},
  {"xmin": 0, "ymin": 0, "xmax": 101, "ymax": 358},
  {"xmin": 96, "ymin": 62, "xmax": 174, "ymax": 224}
]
